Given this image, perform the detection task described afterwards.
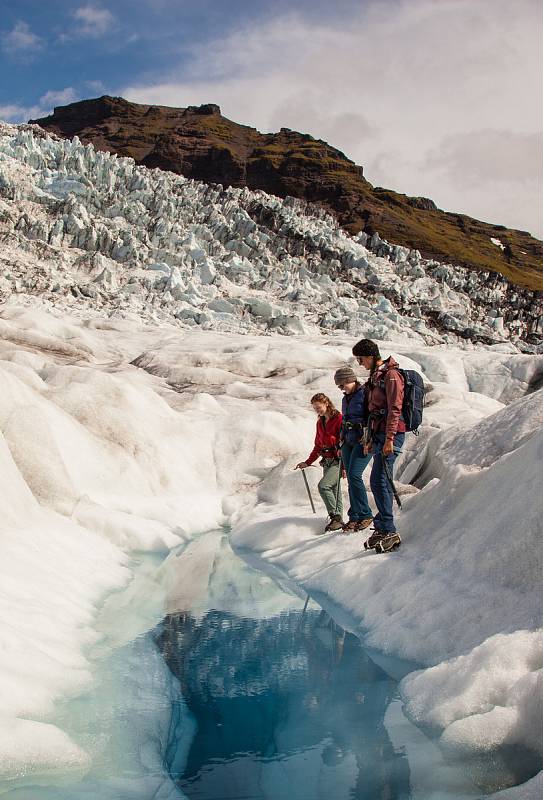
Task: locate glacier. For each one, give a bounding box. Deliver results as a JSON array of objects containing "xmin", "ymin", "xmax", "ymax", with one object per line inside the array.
[
  {"xmin": 1, "ymin": 122, "xmax": 542, "ymax": 348},
  {"xmin": 0, "ymin": 120, "xmax": 542, "ymax": 797}
]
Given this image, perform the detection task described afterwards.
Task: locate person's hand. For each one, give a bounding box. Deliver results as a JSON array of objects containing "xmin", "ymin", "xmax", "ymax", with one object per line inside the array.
[
  {"xmin": 383, "ymin": 439, "xmax": 394, "ymax": 456},
  {"xmin": 341, "ymin": 467, "xmax": 347, "ymax": 479},
  {"xmin": 295, "ymin": 461, "xmax": 308, "ymax": 470},
  {"xmin": 363, "ymin": 441, "xmax": 373, "ymax": 455}
]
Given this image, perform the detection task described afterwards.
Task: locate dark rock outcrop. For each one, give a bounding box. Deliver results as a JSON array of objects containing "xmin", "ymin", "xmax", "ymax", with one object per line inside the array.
[{"xmin": 31, "ymin": 96, "xmax": 543, "ymax": 290}]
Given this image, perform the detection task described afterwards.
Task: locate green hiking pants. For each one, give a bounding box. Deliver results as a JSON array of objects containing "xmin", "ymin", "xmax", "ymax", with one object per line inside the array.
[{"xmin": 318, "ymin": 457, "xmax": 343, "ymax": 517}]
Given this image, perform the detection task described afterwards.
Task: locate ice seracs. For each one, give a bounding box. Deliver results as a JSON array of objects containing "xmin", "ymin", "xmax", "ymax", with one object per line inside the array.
[{"xmin": 1, "ymin": 122, "xmax": 541, "ymax": 349}]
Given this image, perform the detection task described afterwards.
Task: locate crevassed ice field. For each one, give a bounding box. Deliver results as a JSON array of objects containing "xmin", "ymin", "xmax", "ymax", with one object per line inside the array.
[{"xmin": 0, "ymin": 123, "xmax": 542, "ymax": 799}]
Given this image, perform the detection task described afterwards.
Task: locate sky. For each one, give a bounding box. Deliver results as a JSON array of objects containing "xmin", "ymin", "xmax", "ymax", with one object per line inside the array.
[{"xmin": 1, "ymin": 0, "xmax": 542, "ymax": 238}]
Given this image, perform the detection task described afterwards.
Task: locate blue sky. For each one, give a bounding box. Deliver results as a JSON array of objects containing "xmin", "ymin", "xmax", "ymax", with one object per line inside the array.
[
  {"xmin": 0, "ymin": 0, "xmax": 361, "ymax": 120},
  {"xmin": 1, "ymin": 1, "xmax": 542, "ymax": 238}
]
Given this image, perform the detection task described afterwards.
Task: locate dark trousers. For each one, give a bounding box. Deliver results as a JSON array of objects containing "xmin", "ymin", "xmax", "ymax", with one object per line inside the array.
[
  {"xmin": 370, "ymin": 432, "xmax": 405, "ymax": 533},
  {"xmin": 341, "ymin": 442, "xmax": 372, "ymax": 521}
]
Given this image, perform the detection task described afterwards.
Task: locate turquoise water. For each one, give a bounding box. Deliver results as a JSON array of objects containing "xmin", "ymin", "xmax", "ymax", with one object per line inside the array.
[
  {"xmin": 156, "ymin": 533, "xmax": 486, "ymax": 800},
  {"xmin": 160, "ymin": 607, "xmax": 410, "ymax": 800},
  {"xmin": 0, "ymin": 531, "xmax": 530, "ymax": 798}
]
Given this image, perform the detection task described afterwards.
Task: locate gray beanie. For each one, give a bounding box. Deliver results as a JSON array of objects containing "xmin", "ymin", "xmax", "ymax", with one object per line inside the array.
[{"xmin": 334, "ymin": 366, "xmax": 357, "ymax": 386}]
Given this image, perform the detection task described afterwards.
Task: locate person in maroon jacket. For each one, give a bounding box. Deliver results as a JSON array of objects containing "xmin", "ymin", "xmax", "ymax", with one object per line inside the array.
[
  {"xmin": 352, "ymin": 339, "xmax": 405, "ymax": 550},
  {"xmin": 295, "ymin": 393, "xmax": 344, "ymax": 533}
]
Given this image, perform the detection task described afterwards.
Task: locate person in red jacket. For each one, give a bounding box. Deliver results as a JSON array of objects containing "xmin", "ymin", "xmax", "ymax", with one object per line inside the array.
[
  {"xmin": 295, "ymin": 393, "xmax": 344, "ymax": 533},
  {"xmin": 352, "ymin": 339, "xmax": 405, "ymax": 551}
]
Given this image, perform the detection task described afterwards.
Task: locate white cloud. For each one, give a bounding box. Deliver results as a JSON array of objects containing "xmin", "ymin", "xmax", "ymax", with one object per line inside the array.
[
  {"xmin": 426, "ymin": 130, "xmax": 543, "ymax": 186},
  {"xmin": 40, "ymin": 88, "xmax": 78, "ymax": 108},
  {"xmin": 73, "ymin": 5, "xmax": 115, "ymax": 37},
  {"xmin": 86, "ymin": 79, "xmax": 106, "ymax": 93},
  {"xmin": 120, "ymin": 0, "xmax": 543, "ymax": 238},
  {"xmin": 0, "ymin": 104, "xmax": 41, "ymax": 123},
  {"xmin": 0, "ymin": 88, "xmax": 78, "ymax": 124},
  {"xmin": 1, "ymin": 21, "xmax": 43, "ymax": 59}
]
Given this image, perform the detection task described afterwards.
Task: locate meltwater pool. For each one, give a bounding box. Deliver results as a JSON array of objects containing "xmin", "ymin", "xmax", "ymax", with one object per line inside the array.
[{"xmin": 0, "ymin": 530, "xmax": 530, "ymax": 799}]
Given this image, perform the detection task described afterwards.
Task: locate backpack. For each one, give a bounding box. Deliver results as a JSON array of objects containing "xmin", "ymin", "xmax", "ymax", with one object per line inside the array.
[
  {"xmin": 379, "ymin": 367, "xmax": 425, "ymax": 434},
  {"xmin": 398, "ymin": 369, "xmax": 425, "ymax": 433}
]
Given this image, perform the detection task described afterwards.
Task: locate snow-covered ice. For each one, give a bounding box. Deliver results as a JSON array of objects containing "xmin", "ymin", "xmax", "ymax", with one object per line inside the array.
[{"xmin": 0, "ymin": 303, "xmax": 540, "ymax": 795}]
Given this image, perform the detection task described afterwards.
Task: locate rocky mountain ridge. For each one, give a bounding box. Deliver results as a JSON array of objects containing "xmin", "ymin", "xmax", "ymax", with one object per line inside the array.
[{"xmin": 31, "ymin": 96, "xmax": 543, "ymax": 291}]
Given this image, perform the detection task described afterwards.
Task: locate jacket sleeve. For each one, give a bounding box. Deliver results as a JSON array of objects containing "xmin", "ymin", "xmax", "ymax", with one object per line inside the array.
[
  {"xmin": 305, "ymin": 420, "xmax": 321, "ymax": 465},
  {"xmin": 384, "ymin": 370, "xmax": 404, "ymax": 439}
]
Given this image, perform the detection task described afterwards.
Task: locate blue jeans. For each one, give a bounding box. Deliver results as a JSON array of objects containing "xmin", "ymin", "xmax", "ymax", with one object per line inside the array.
[
  {"xmin": 370, "ymin": 432, "xmax": 405, "ymax": 533},
  {"xmin": 341, "ymin": 443, "xmax": 372, "ymax": 521}
]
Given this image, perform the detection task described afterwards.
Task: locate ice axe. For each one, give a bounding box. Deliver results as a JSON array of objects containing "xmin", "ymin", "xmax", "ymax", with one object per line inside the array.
[
  {"xmin": 300, "ymin": 467, "xmax": 317, "ymax": 514},
  {"xmin": 382, "ymin": 453, "xmax": 402, "ymax": 509},
  {"xmin": 333, "ymin": 460, "xmax": 343, "ymax": 516}
]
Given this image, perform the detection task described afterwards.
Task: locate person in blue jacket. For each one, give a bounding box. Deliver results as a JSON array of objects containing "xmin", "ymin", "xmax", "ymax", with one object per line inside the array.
[{"xmin": 334, "ymin": 366, "xmax": 373, "ymax": 533}]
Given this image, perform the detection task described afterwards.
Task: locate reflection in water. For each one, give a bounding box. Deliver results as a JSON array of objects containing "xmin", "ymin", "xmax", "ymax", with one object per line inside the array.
[
  {"xmin": 157, "ymin": 608, "xmax": 411, "ymax": 800},
  {"xmin": 0, "ymin": 528, "xmax": 532, "ymax": 799}
]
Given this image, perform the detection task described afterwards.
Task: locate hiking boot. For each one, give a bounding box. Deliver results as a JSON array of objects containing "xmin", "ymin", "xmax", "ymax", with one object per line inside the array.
[
  {"xmin": 342, "ymin": 519, "xmax": 358, "ymax": 534},
  {"xmin": 324, "ymin": 515, "xmax": 343, "ymax": 533},
  {"xmin": 355, "ymin": 518, "xmax": 373, "ymax": 532},
  {"xmin": 363, "ymin": 530, "xmax": 385, "ymax": 550},
  {"xmin": 375, "ymin": 532, "xmax": 402, "ymax": 553}
]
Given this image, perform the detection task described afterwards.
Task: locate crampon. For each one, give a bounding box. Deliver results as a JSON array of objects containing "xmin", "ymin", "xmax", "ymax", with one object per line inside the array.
[{"xmin": 363, "ymin": 531, "xmax": 401, "ymax": 553}]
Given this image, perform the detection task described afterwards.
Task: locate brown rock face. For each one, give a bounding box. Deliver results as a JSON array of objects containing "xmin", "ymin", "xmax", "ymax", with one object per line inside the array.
[{"xmin": 31, "ymin": 95, "xmax": 543, "ymax": 290}]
